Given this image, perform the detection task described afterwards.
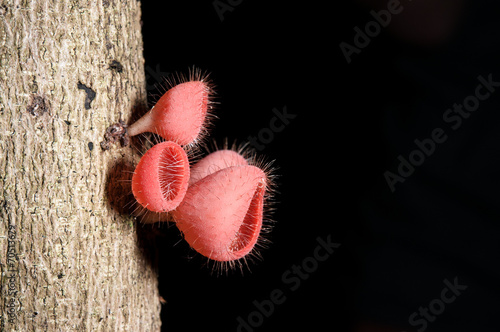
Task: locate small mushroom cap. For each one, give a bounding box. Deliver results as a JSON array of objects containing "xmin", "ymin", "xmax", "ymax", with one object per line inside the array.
[
  {"xmin": 152, "ymin": 81, "xmax": 209, "ymax": 145},
  {"xmin": 132, "ymin": 141, "xmax": 190, "ymax": 213},
  {"xmin": 189, "ymin": 149, "xmax": 248, "ymax": 185}
]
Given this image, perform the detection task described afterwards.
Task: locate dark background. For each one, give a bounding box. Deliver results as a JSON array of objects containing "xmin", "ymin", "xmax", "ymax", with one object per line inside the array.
[{"xmin": 140, "ymin": 1, "xmax": 500, "ymax": 331}]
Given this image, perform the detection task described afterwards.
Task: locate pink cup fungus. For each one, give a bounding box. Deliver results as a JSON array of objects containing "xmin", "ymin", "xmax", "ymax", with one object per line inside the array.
[
  {"xmin": 100, "ymin": 67, "xmax": 280, "ymax": 271},
  {"xmin": 127, "ymin": 80, "xmax": 212, "ymax": 146},
  {"xmin": 172, "ymin": 165, "xmax": 267, "ymax": 262},
  {"xmin": 131, "ymin": 141, "xmax": 190, "ymax": 213},
  {"xmin": 189, "ymin": 149, "xmax": 248, "ymax": 185}
]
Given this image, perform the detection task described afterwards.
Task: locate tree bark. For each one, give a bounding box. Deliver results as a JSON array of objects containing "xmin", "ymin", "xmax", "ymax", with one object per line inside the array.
[{"xmin": 0, "ymin": 0, "xmax": 161, "ymax": 331}]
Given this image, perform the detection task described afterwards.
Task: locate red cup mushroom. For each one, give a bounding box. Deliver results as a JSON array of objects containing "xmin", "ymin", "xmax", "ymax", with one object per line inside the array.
[
  {"xmin": 131, "ymin": 141, "xmax": 190, "ymax": 213},
  {"xmin": 172, "ymin": 165, "xmax": 267, "ymax": 262},
  {"xmin": 127, "ymin": 80, "xmax": 213, "ymax": 146}
]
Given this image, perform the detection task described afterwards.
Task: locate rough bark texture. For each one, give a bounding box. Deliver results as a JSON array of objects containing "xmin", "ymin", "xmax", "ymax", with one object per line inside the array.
[{"xmin": 0, "ymin": 0, "xmax": 161, "ymax": 331}]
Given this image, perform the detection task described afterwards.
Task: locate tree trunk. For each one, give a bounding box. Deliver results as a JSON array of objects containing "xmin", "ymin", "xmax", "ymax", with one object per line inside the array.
[{"xmin": 0, "ymin": 0, "xmax": 161, "ymax": 331}]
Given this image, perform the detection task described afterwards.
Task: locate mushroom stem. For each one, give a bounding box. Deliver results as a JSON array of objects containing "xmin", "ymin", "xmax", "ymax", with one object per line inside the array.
[{"xmin": 127, "ymin": 109, "xmax": 154, "ymax": 137}]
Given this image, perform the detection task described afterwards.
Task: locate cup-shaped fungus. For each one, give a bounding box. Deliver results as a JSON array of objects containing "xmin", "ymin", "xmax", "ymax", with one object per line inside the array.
[
  {"xmin": 172, "ymin": 165, "xmax": 267, "ymax": 261},
  {"xmin": 189, "ymin": 149, "xmax": 248, "ymax": 185},
  {"xmin": 127, "ymin": 80, "xmax": 212, "ymax": 146},
  {"xmin": 132, "ymin": 141, "xmax": 190, "ymax": 212}
]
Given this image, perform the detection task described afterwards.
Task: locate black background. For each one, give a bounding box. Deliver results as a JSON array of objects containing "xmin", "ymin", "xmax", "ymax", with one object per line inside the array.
[{"xmin": 140, "ymin": 1, "xmax": 500, "ymax": 331}]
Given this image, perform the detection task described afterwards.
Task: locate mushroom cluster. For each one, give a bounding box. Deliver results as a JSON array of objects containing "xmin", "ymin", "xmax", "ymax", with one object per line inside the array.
[{"xmin": 122, "ymin": 70, "xmax": 275, "ymax": 268}]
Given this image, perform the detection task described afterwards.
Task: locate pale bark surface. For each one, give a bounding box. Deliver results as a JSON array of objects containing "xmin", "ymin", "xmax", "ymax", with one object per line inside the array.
[{"xmin": 0, "ymin": 0, "xmax": 161, "ymax": 331}]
